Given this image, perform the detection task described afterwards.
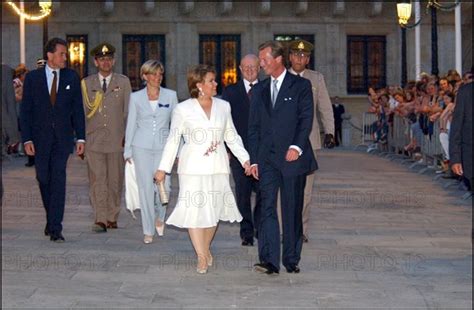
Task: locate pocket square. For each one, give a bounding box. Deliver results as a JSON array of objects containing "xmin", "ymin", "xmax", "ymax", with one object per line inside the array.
[
  {"xmin": 158, "ymin": 104, "xmax": 170, "ymax": 108},
  {"xmin": 66, "ymin": 85, "xmax": 71, "ymax": 90}
]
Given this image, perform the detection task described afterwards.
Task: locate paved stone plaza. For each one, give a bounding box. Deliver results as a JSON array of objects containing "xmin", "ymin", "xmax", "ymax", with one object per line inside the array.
[{"xmin": 1, "ymin": 149, "xmax": 472, "ymax": 309}]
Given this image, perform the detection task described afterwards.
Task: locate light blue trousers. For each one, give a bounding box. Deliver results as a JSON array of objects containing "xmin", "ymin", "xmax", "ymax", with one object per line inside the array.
[{"xmin": 132, "ymin": 146, "xmax": 170, "ymax": 236}]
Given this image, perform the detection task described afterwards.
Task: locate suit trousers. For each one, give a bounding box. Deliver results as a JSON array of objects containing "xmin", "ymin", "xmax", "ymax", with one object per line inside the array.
[
  {"xmin": 34, "ymin": 139, "xmax": 70, "ymax": 234},
  {"xmin": 258, "ymin": 162, "xmax": 306, "ymax": 270},
  {"xmin": 86, "ymin": 150, "xmax": 124, "ymax": 224},
  {"xmin": 132, "ymin": 146, "xmax": 168, "ymax": 236},
  {"xmin": 277, "ymin": 158, "xmax": 316, "ymax": 237},
  {"xmin": 230, "ymin": 157, "xmax": 261, "ymax": 240}
]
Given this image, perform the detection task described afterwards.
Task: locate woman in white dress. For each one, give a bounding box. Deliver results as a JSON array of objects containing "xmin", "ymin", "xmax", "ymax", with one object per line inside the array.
[
  {"xmin": 154, "ymin": 64, "xmax": 251, "ymax": 274},
  {"xmin": 124, "ymin": 60, "xmax": 178, "ymax": 244}
]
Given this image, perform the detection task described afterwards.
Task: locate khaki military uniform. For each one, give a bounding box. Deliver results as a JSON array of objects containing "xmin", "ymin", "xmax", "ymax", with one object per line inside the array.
[{"xmin": 82, "ymin": 73, "xmax": 132, "ymax": 224}]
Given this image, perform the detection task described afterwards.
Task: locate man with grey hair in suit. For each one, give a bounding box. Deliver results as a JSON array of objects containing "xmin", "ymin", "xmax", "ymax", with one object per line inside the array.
[
  {"xmin": 82, "ymin": 43, "xmax": 132, "ymax": 232},
  {"xmin": 288, "ymin": 39, "xmax": 335, "ymax": 243}
]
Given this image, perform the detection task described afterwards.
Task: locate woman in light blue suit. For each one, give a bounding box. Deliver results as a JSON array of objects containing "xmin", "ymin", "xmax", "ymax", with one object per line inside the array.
[{"xmin": 124, "ymin": 60, "xmax": 178, "ymax": 244}]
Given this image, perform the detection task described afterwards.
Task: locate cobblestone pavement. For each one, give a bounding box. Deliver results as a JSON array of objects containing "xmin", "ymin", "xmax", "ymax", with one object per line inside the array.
[{"xmin": 1, "ymin": 148, "xmax": 471, "ymax": 309}]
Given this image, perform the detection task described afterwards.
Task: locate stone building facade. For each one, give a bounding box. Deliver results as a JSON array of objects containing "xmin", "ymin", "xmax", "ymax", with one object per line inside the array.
[{"xmin": 2, "ymin": 1, "xmax": 472, "ymax": 143}]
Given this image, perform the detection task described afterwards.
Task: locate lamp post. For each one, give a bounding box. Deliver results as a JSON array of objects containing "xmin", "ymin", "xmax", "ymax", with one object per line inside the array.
[
  {"xmin": 430, "ymin": 5, "xmax": 438, "ymax": 76},
  {"xmin": 396, "ymin": 0, "xmax": 461, "ymax": 81},
  {"xmin": 39, "ymin": 1, "xmax": 51, "ymax": 49},
  {"xmin": 396, "ymin": 0, "xmax": 412, "ymax": 87},
  {"xmin": 6, "ymin": 1, "xmax": 52, "ymax": 64}
]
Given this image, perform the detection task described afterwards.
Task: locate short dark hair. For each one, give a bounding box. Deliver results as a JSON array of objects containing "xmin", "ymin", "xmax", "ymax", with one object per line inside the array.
[
  {"xmin": 187, "ymin": 64, "xmax": 216, "ymax": 98},
  {"xmin": 44, "ymin": 37, "xmax": 67, "ymax": 58},
  {"xmin": 258, "ymin": 40, "xmax": 285, "ymax": 59}
]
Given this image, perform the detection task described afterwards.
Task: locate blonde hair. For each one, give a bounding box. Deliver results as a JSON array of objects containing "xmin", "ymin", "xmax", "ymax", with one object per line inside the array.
[
  {"xmin": 187, "ymin": 64, "xmax": 216, "ymax": 98},
  {"xmin": 140, "ymin": 60, "xmax": 164, "ymax": 80}
]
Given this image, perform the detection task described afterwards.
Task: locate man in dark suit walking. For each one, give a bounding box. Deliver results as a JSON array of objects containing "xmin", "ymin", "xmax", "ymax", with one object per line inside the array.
[
  {"xmin": 20, "ymin": 37, "xmax": 86, "ymax": 243},
  {"xmin": 450, "ymin": 79, "xmax": 472, "ymax": 190},
  {"xmin": 248, "ymin": 41, "xmax": 317, "ymax": 274},
  {"xmin": 222, "ymin": 54, "xmax": 261, "ymax": 246}
]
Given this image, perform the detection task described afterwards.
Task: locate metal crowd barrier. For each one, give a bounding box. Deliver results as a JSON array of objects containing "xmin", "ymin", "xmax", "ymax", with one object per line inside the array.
[
  {"xmin": 387, "ymin": 115, "xmax": 411, "ymax": 154},
  {"xmin": 383, "ymin": 114, "xmax": 444, "ymax": 165},
  {"xmin": 420, "ymin": 120, "xmax": 443, "ymax": 165},
  {"xmin": 354, "ymin": 112, "xmax": 378, "ymax": 150}
]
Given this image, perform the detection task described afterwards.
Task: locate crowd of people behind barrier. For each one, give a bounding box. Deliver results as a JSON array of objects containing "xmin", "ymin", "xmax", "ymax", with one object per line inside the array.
[{"xmin": 366, "ymin": 68, "xmax": 473, "ymax": 188}]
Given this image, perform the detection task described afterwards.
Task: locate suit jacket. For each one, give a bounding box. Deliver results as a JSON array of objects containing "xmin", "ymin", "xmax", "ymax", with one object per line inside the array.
[
  {"xmin": 248, "ymin": 72, "xmax": 317, "ymax": 177},
  {"xmin": 221, "ymin": 80, "xmax": 254, "ymax": 166},
  {"xmin": 82, "ymin": 73, "xmax": 132, "ymax": 153},
  {"xmin": 1, "ymin": 64, "xmax": 19, "ymax": 150},
  {"xmin": 159, "ymin": 97, "xmax": 249, "ymax": 175},
  {"xmin": 289, "ymin": 68, "xmax": 334, "ymax": 150},
  {"xmin": 20, "ymin": 67, "xmax": 85, "ymax": 152},
  {"xmin": 124, "ymin": 87, "xmax": 178, "ymax": 159},
  {"xmin": 449, "ymin": 82, "xmax": 472, "ymax": 181}
]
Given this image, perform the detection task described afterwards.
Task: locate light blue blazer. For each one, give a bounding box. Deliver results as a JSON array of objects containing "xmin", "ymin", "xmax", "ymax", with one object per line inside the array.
[{"xmin": 124, "ymin": 87, "xmax": 178, "ymax": 159}]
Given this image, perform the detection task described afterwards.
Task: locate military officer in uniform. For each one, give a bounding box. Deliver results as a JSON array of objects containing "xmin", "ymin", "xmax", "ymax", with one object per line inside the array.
[
  {"xmin": 286, "ymin": 39, "xmax": 335, "ymax": 242},
  {"xmin": 82, "ymin": 43, "xmax": 132, "ymax": 232}
]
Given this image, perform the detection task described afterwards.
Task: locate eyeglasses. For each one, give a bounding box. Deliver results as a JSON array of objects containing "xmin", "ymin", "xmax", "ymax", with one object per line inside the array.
[{"xmin": 241, "ymin": 65, "xmax": 259, "ymax": 71}]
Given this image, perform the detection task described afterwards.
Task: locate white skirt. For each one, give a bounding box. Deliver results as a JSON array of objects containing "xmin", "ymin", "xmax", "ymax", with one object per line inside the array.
[{"xmin": 166, "ymin": 174, "xmax": 243, "ymax": 228}]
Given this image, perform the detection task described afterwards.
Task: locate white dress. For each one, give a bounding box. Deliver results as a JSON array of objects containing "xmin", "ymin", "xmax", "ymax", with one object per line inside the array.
[{"xmin": 158, "ymin": 97, "xmax": 250, "ymax": 228}]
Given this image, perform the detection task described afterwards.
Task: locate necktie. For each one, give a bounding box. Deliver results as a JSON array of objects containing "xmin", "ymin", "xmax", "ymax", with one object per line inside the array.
[
  {"xmin": 271, "ymin": 79, "xmax": 278, "ymax": 107},
  {"xmin": 50, "ymin": 71, "xmax": 57, "ymax": 106},
  {"xmin": 102, "ymin": 78, "xmax": 107, "ymax": 93},
  {"xmin": 248, "ymin": 83, "xmax": 253, "ymax": 100}
]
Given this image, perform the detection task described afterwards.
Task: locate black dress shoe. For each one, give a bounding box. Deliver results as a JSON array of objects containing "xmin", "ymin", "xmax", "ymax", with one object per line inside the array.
[
  {"xmin": 50, "ymin": 232, "xmax": 65, "ymax": 243},
  {"xmin": 44, "ymin": 225, "xmax": 50, "ymax": 236},
  {"xmin": 241, "ymin": 238, "xmax": 254, "ymax": 246},
  {"xmin": 302, "ymin": 234, "xmax": 309, "ymax": 243},
  {"xmin": 25, "ymin": 162, "xmax": 35, "ymax": 167},
  {"xmin": 254, "ymin": 262, "xmax": 279, "ymax": 275},
  {"xmin": 92, "ymin": 222, "xmax": 107, "ymax": 233},
  {"xmin": 285, "ymin": 264, "xmax": 300, "ymax": 273}
]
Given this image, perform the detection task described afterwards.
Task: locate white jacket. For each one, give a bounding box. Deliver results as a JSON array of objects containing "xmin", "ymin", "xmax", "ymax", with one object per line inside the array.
[{"xmin": 159, "ymin": 97, "xmax": 249, "ymax": 175}]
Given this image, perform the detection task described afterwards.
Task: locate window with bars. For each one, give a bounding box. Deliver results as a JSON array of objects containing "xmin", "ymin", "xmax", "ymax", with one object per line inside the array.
[
  {"xmin": 122, "ymin": 35, "xmax": 166, "ymax": 91},
  {"xmin": 347, "ymin": 35, "xmax": 386, "ymax": 94},
  {"xmin": 66, "ymin": 35, "xmax": 88, "ymax": 79},
  {"xmin": 199, "ymin": 34, "xmax": 241, "ymax": 95},
  {"xmin": 274, "ymin": 34, "xmax": 315, "ymax": 70}
]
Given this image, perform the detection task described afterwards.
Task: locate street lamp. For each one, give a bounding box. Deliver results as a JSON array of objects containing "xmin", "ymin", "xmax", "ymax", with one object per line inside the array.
[
  {"xmin": 396, "ymin": 0, "xmax": 417, "ymax": 87},
  {"xmin": 397, "ymin": 1, "xmax": 413, "ymax": 26},
  {"xmin": 6, "ymin": 1, "xmax": 52, "ymax": 64},
  {"xmin": 396, "ymin": 0, "xmax": 461, "ymax": 80}
]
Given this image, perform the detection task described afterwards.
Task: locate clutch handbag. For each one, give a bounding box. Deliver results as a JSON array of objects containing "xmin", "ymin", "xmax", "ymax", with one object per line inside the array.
[{"xmin": 157, "ymin": 181, "xmax": 169, "ymax": 205}]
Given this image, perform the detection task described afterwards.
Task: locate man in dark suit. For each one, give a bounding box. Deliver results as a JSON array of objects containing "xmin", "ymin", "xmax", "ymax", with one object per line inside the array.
[
  {"xmin": 248, "ymin": 41, "xmax": 317, "ymax": 274},
  {"xmin": 20, "ymin": 38, "xmax": 86, "ymax": 243},
  {"xmin": 332, "ymin": 96, "xmax": 345, "ymax": 147},
  {"xmin": 222, "ymin": 54, "xmax": 261, "ymax": 246},
  {"xmin": 450, "ymin": 80, "xmax": 472, "ymax": 191}
]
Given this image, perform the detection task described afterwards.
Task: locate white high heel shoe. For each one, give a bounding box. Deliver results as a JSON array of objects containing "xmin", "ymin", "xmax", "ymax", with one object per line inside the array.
[{"xmin": 155, "ymin": 219, "xmax": 165, "ymax": 236}]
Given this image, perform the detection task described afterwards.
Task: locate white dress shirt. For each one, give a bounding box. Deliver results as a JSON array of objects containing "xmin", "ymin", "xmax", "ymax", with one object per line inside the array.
[
  {"xmin": 271, "ymin": 69, "xmax": 286, "ymax": 100},
  {"xmin": 45, "ymin": 64, "xmax": 59, "ymax": 94},
  {"xmin": 98, "ymin": 73, "xmax": 112, "ymax": 90},
  {"xmin": 243, "ymin": 79, "xmax": 258, "ymax": 94},
  {"xmin": 288, "ymin": 67, "xmax": 305, "ymax": 77}
]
